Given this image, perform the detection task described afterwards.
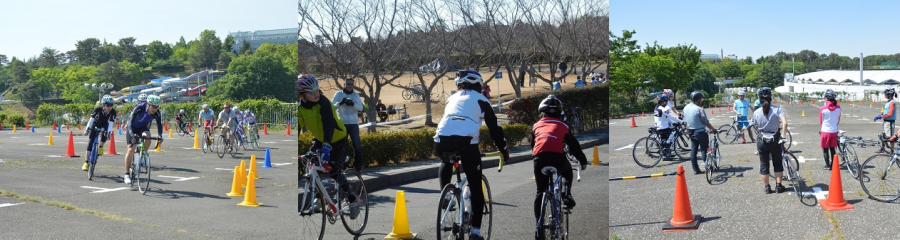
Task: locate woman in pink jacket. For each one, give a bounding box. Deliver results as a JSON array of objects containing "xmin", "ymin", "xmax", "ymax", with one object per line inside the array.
[{"xmin": 820, "ymin": 89, "xmax": 841, "ymax": 170}]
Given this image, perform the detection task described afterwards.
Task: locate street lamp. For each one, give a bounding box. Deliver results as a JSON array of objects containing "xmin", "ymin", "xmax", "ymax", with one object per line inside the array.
[{"xmin": 85, "ymin": 82, "xmax": 114, "ymax": 103}]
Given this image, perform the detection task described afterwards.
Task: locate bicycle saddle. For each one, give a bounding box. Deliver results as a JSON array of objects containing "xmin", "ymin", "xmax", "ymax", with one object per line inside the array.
[
  {"xmin": 541, "ymin": 166, "xmax": 558, "ymax": 175},
  {"xmin": 442, "ymin": 151, "xmax": 462, "ymax": 163}
]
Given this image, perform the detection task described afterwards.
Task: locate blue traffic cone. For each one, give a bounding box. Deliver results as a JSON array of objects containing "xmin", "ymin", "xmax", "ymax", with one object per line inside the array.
[
  {"xmin": 118, "ymin": 127, "xmax": 122, "ymax": 135},
  {"xmin": 57, "ymin": 125, "xmax": 61, "ymax": 133},
  {"xmin": 262, "ymin": 148, "xmax": 273, "ymax": 168},
  {"xmin": 31, "ymin": 126, "xmax": 35, "ymax": 133}
]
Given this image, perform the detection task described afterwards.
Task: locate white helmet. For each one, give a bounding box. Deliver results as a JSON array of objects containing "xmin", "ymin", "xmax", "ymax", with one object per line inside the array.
[
  {"xmin": 454, "ymin": 70, "xmax": 483, "ymax": 88},
  {"xmin": 138, "ymin": 94, "xmax": 148, "ymax": 102},
  {"xmin": 202, "ymin": 104, "xmax": 209, "ymax": 109},
  {"xmin": 232, "ymin": 106, "xmax": 239, "ymax": 112},
  {"xmin": 179, "ymin": 109, "xmax": 184, "ymax": 113}
]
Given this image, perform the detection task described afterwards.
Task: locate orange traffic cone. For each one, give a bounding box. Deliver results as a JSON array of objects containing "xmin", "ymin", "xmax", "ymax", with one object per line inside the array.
[
  {"xmin": 64, "ymin": 131, "xmax": 79, "ymax": 158},
  {"xmin": 226, "ymin": 166, "xmax": 244, "ymax": 197},
  {"xmin": 662, "ymin": 165, "xmax": 701, "ymax": 232},
  {"xmin": 52, "ymin": 121, "xmax": 57, "ymax": 130},
  {"xmin": 710, "ymin": 109, "xmax": 714, "ymax": 115},
  {"xmin": 237, "ymin": 170, "xmax": 261, "ymax": 207},
  {"xmin": 630, "ymin": 114, "xmax": 637, "ymax": 128},
  {"xmin": 106, "ymin": 134, "xmax": 119, "ymax": 155},
  {"xmin": 25, "ymin": 120, "xmax": 29, "ymax": 130},
  {"xmin": 285, "ymin": 124, "xmax": 291, "ymax": 136},
  {"xmin": 66, "ymin": 124, "xmax": 69, "ymax": 130},
  {"xmin": 0, "ymin": 122, "xmax": 3, "ymax": 130},
  {"xmin": 642, "ymin": 111, "xmax": 645, "ymax": 118},
  {"xmin": 718, "ymin": 107, "xmax": 721, "ymax": 113},
  {"xmin": 164, "ymin": 122, "xmax": 168, "ymax": 132},
  {"xmin": 263, "ymin": 123, "xmax": 269, "ymax": 135},
  {"xmin": 78, "ymin": 123, "xmax": 81, "ymax": 130},
  {"xmin": 820, "ymin": 155, "xmax": 854, "ymax": 211}
]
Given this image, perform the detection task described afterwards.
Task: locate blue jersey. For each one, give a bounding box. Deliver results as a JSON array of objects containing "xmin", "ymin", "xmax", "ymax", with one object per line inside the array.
[
  {"xmin": 129, "ymin": 102, "xmax": 163, "ymax": 135},
  {"xmin": 734, "ymin": 99, "xmax": 750, "ymax": 116}
]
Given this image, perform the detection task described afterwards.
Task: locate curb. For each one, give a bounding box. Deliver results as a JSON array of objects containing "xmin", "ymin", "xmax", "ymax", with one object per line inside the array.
[{"xmin": 361, "ymin": 130, "xmax": 609, "ymax": 192}]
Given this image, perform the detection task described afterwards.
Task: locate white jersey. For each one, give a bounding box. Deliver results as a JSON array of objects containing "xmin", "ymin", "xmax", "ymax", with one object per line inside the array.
[
  {"xmin": 434, "ymin": 90, "xmax": 494, "ymax": 144},
  {"xmin": 654, "ymin": 105, "xmax": 682, "ymax": 129}
]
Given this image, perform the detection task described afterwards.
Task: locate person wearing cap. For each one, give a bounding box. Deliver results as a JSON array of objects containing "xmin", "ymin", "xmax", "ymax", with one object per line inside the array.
[
  {"xmin": 753, "ymin": 87, "xmax": 789, "ymax": 194},
  {"xmin": 819, "ymin": 89, "xmax": 842, "ymax": 170},
  {"xmin": 682, "ymin": 91, "xmax": 717, "ymax": 174},
  {"xmin": 655, "ymin": 94, "xmax": 683, "ymax": 159},
  {"xmin": 733, "ymin": 91, "xmax": 755, "ymax": 143},
  {"xmin": 874, "ymin": 88, "xmax": 898, "ymax": 153}
]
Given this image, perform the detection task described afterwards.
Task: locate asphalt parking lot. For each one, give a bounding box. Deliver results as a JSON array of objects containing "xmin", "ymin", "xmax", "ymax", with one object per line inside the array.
[
  {"xmin": 0, "ymin": 126, "xmax": 298, "ymax": 238},
  {"xmin": 609, "ymin": 101, "xmax": 900, "ymax": 239}
]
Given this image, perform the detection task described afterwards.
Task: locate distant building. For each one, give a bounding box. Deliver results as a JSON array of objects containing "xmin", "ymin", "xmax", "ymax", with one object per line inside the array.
[
  {"xmin": 700, "ymin": 54, "xmax": 720, "ymax": 61},
  {"xmin": 228, "ymin": 28, "xmax": 299, "ymax": 53}
]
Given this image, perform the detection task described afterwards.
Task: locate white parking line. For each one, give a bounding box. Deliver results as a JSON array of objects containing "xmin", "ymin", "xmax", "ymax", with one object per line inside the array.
[
  {"xmin": 797, "ymin": 156, "xmax": 816, "ymax": 163},
  {"xmin": 271, "ymin": 163, "xmax": 292, "ymax": 166},
  {"xmin": 215, "ymin": 168, "xmax": 235, "ymax": 171},
  {"xmin": 615, "ymin": 144, "xmax": 634, "ymax": 151},
  {"xmin": 0, "ymin": 202, "xmax": 24, "ymax": 208},
  {"xmin": 80, "ymin": 186, "xmax": 130, "ymax": 193},
  {"xmin": 157, "ymin": 175, "xmax": 199, "ymax": 181}
]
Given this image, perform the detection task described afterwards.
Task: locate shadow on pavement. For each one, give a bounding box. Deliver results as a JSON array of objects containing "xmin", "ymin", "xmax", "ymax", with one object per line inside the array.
[
  {"xmin": 153, "ymin": 165, "xmax": 200, "ymax": 173},
  {"xmin": 146, "ymin": 189, "xmax": 231, "ymax": 200},
  {"xmin": 392, "ymin": 186, "xmax": 441, "ymax": 194}
]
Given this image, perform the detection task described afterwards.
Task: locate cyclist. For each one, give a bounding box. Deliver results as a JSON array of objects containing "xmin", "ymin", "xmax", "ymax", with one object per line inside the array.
[
  {"xmin": 198, "ymin": 104, "xmax": 215, "ymax": 132},
  {"xmin": 531, "ymin": 95, "xmax": 587, "ymax": 240},
  {"xmin": 753, "ymin": 87, "xmax": 788, "ymax": 194},
  {"xmin": 244, "ymin": 109, "xmax": 258, "ymax": 139},
  {"xmin": 732, "ymin": 91, "xmax": 755, "ymax": 143},
  {"xmin": 434, "ymin": 70, "xmax": 509, "ymax": 240},
  {"xmin": 213, "ymin": 103, "xmax": 237, "ymax": 151},
  {"xmin": 174, "ymin": 109, "xmax": 187, "ymax": 132},
  {"xmin": 123, "ymin": 95, "xmax": 164, "ymax": 185},
  {"xmin": 682, "ymin": 91, "xmax": 717, "ymax": 175},
  {"xmin": 137, "ymin": 93, "xmax": 147, "ymax": 103},
  {"xmin": 232, "ymin": 106, "xmax": 244, "ymax": 143},
  {"xmin": 82, "ymin": 95, "xmax": 117, "ymax": 171},
  {"xmin": 819, "ymin": 89, "xmax": 842, "ymax": 170},
  {"xmin": 297, "ymin": 74, "xmax": 358, "ymax": 216},
  {"xmin": 655, "ymin": 94, "xmax": 683, "ymax": 159},
  {"xmin": 662, "ymin": 89, "xmax": 679, "ymax": 115},
  {"xmin": 874, "ymin": 88, "xmax": 897, "ymax": 154}
]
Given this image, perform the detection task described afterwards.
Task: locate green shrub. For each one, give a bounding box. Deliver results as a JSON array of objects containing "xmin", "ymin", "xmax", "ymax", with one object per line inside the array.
[
  {"xmin": 8, "ymin": 114, "xmax": 25, "ymax": 127},
  {"xmin": 508, "ymin": 83, "xmax": 607, "ymax": 131}
]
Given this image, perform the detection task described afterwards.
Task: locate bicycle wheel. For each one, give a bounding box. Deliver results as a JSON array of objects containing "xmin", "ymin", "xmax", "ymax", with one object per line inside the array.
[
  {"xmin": 845, "ymin": 144, "xmax": 861, "ymax": 179},
  {"xmin": 436, "ymin": 184, "xmax": 461, "ymax": 240},
  {"xmin": 299, "ymin": 177, "xmax": 326, "ymax": 240},
  {"xmin": 537, "ymin": 191, "xmax": 554, "ymax": 240},
  {"xmin": 178, "ymin": 124, "xmax": 186, "ymax": 137},
  {"xmin": 340, "ymin": 169, "xmax": 369, "ymax": 235},
  {"xmin": 784, "ymin": 130, "xmax": 794, "ymax": 151},
  {"xmin": 476, "ymin": 175, "xmax": 492, "ymax": 240},
  {"xmin": 632, "ymin": 137, "xmax": 662, "ymax": 168},
  {"xmin": 676, "ymin": 130, "xmax": 690, "ymax": 151},
  {"xmin": 185, "ymin": 124, "xmax": 194, "ymax": 137},
  {"xmin": 230, "ymin": 138, "xmax": 239, "ymax": 158},
  {"xmin": 402, "ymin": 89, "xmax": 412, "ymax": 101},
  {"xmin": 705, "ymin": 152, "xmax": 715, "ymax": 184},
  {"xmin": 129, "ymin": 153, "xmax": 137, "ymax": 187},
  {"xmin": 784, "ymin": 152, "xmax": 800, "ymax": 196},
  {"xmin": 138, "ymin": 154, "xmax": 151, "ymax": 194},
  {"xmin": 202, "ymin": 132, "xmax": 209, "ymax": 153},
  {"xmin": 859, "ymin": 155, "xmax": 900, "ymax": 202},
  {"xmin": 216, "ymin": 135, "xmax": 226, "ymax": 159},
  {"xmin": 674, "ymin": 140, "xmax": 690, "ymax": 160},
  {"xmin": 717, "ymin": 125, "xmax": 738, "ymax": 144},
  {"xmin": 557, "ymin": 180, "xmax": 568, "ymax": 240},
  {"xmin": 88, "ymin": 142, "xmax": 98, "ymax": 180}
]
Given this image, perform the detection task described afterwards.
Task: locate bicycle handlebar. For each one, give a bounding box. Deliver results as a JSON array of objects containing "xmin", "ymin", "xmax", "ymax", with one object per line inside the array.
[{"xmin": 481, "ymin": 152, "xmax": 506, "ymax": 172}]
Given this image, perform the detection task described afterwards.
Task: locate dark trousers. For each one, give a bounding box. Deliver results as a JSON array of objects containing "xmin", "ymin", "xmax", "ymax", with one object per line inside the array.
[
  {"xmin": 757, "ymin": 134, "xmax": 784, "ymax": 175},
  {"xmin": 689, "ymin": 129, "xmax": 709, "ymax": 172},
  {"xmin": 313, "ymin": 137, "xmax": 350, "ymax": 188},
  {"xmin": 532, "ymin": 153, "xmax": 574, "ymax": 219},
  {"xmin": 434, "ymin": 140, "xmax": 485, "ymax": 228}
]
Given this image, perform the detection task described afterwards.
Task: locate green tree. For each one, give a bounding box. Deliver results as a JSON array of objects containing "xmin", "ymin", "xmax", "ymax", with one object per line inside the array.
[
  {"xmin": 145, "ymin": 40, "xmax": 173, "ymax": 64},
  {"xmin": 223, "ymin": 35, "xmax": 236, "ymax": 54},
  {"xmin": 216, "ymin": 51, "xmax": 233, "ymax": 70},
  {"xmin": 37, "ymin": 47, "xmax": 61, "ymax": 68},
  {"xmin": 94, "ymin": 60, "xmax": 141, "ymax": 89},
  {"xmin": 644, "ymin": 43, "xmax": 701, "ymax": 104},
  {"xmin": 689, "ymin": 66, "xmax": 717, "ymax": 98},
  {"xmin": 189, "ymin": 30, "xmax": 222, "ymax": 70},
  {"xmin": 0, "ymin": 54, "xmax": 8, "ymax": 66},
  {"xmin": 207, "ymin": 54, "xmax": 294, "ymax": 102},
  {"xmin": 29, "ymin": 67, "xmax": 64, "ymax": 99},
  {"xmin": 74, "ymin": 38, "xmax": 102, "ymax": 65},
  {"xmin": 757, "ymin": 61, "xmax": 783, "ymax": 88},
  {"xmin": 118, "ymin": 37, "xmax": 142, "ymax": 64},
  {"xmin": 239, "ymin": 41, "xmax": 252, "ymax": 55},
  {"xmin": 59, "ymin": 65, "xmax": 100, "ymax": 103}
]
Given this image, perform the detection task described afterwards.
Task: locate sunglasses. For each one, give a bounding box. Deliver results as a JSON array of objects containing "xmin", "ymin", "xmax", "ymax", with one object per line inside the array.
[
  {"xmin": 150, "ymin": 105, "xmax": 159, "ymax": 109},
  {"xmin": 103, "ymin": 103, "xmax": 113, "ymax": 107}
]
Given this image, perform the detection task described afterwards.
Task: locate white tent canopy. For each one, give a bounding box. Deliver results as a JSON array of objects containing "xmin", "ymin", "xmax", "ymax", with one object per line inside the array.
[{"xmin": 794, "ymin": 70, "xmax": 900, "ymax": 85}]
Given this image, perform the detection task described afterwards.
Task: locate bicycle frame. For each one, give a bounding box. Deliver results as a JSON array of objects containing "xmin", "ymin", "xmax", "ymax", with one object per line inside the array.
[
  {"xmin": 300, "ymin": 151, "xmax": 343, "ymax": 217},
  {"xmin": 438, "ymin": 160, "xmax": 471, "ymax": 235},
  {"xmin": 537, "ymin": 168, "xmax": 566, "ymax": 239}
]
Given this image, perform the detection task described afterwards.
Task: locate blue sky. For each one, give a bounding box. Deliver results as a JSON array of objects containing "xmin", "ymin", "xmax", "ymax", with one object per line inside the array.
[
  {"xmin": 0, "ymin": 0, "xmax": 295, "ymax": 60},
  {"xmin": 613, "ymin": 1, "xmax": 900, "ymax": 59}
]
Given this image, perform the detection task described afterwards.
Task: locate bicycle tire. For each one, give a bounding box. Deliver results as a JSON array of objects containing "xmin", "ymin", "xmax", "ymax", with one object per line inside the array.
[
  {"xmin": 202, "ymin": 132, "xmax": 209, "ymax": 153},
  {"xmin": 178, "ymin": 124, "xmax": 186, "ymax": 137},
  {"xmin": 340, "ymin": 169, "xmax": 369, "ymax": 235},
  {"xmin": 129, "ymin": 151, "xmax": 137, "ymax": 187},
  {"xmin": 859, "ymin": 154, "xmax": 900, "ymax": 202},
  {"xmin": 537, "ymin": 191, "xmax": 554, "ymax": 240},
  {"xmin": 88, "ymin": 142, "xmax": 98, "ymax": 180},
  {"xmin": 402, "ymin": 89, "xmax": 412, "ymax": 101},
  {"xmin": 138, "ymin": 154, "xmax": 151, "ymax": 194},
  {"xmin": 185, "ymin": 124, "xmax": 194, "ymax": 137},
  {"xmin": 230, "ymin": 137, "xmax": 239, "ymax": 158},
  {"xmin": 216, "ymin": 135, "xmax": 226, "ymax": 159},
  {"xmin": 299, "ymin": 177, "xmax": 326, "ymax": 240},
  {"xmin": 845, "ymin": 144, "xmax": 861, "ymax": 179},
  {"xmin": 557, "ymin": 178, "xmax": 568, "ymax": 240},
  {"xmin": 674, "ymin": 139, "xmax": 690, "ymax": 160},
  {"xmin": 436, "ymin": 184, "xmax": 461, "ymax": 240},
  {"xmin": 717, "ymin": 125, "xmax": 738, "ymax": 144},
  {"xmin": 632, "ymin": 137, "xmax": 662, "ymax": 168},
  {"xmin": 784, "ymin": 130, "xmax": 794, "ymax": 151},
  {"xmin": 784, "ymin": 151, "xmax": 800, "ymax": 196},
  {"xmin": 676, "ymin": 129, "xmax": 690, "ymax": 151},
  {"xmin": 478, "ymin": 175, "xmax": 493, "ymax": 240},
  {"xmin": 705, "ymin": 152, "xmax": 715, "ymax": 184}
]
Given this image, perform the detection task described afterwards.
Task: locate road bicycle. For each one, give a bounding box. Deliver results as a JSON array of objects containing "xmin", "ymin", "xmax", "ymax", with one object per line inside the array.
[
  {"xmin": 435, "ymin": 151, "xmax": 498, "ymax": 240},
  {"xmin": 246, "ymin": 123, "xmax": 260, "ymax": 149},
  {"xmin": 859, "ymin": 145, "xmax": 900, "ymax": 202},
  {"xmin": 86, "ymin": 126, "xmax": 108, "ymax": 181},
  {"xmin": 705, "ymin": 131, "xmax": 722, "ymax": 184},
  {"xmin": 215, "ymin": 127, "xmax": 239, "ymax": 158},
  {"xmin": 632, "ymin": 125, "xmax": 689, "ymax": 168},
  {"xmin": 130, "ymin": 135, "xmax": 162, "ymax": 195},
  {"xmin": 177, "ymin": 118, "xmax": 194, "ymax": 137},
  {"xmin": 201, "ymin": 125, "xmax": 215, "ymax": 153},
  {"xmin": 299, "ymin": 142, "xmax": 369, "ymax": 239},
  {"xmin": 535, "ymin": 162, "xmax": 579, "ymax": 240},
  {"xmin": 836, "ymin": 130, "xmax": 862, "ymax": 179},
  {"xmin": 717, "ymin": 116, "xmax": 756, "ymax": 144},
  {"xmin": 768, "ymin": 142, "xmax": 801, "ymax": 198}
]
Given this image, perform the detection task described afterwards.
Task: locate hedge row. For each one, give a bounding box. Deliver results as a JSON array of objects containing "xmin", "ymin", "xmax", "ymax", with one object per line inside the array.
[
  {"xmin": 507, "ymin": 82, "xmax": 608, "ymax": 130},
  {"xmin": 298, "ymin": 123, "xmax": 530, "ymax": 167}
]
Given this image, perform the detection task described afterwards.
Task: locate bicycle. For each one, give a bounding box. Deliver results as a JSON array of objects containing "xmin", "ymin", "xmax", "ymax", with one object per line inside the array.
[
  {"xmin": 246, "ymin": 123, "xmax": 260, "ymax": 149},
  {"xmin": 768, "ymin": 142, "xmax": 801, "ymax": 198},
  {"xmin": 859, "ymin": 145, "xmax": 900, "ymax": 202},
  {"xmin": 299, "ymin": 142, "xmax": 369, "ymax": 239},
  {"xmin": 177, "ymin": 118, "xmax": 194, "ymax": 137},
  {"xmin": 435, "ymin": 151, "xmax": 497, "ymax": 240},
  {"xmin": 705, "ymin": 131, "xmax": 722, "ymax": 184},
  {"xmin": 233, "ymin": 125, "xmax": 248, "ymax": 151},
  {"xmin": 215, "ymin": 127, "xmax": 239, "ymax": 159},
  {"xmin": 717, "ymin": 116, "xmax": 756, "ymax": 144},
  {"xmin": 632, "ymin": 125, "xmax": 689, "ymax": 168},
  {"xmin": 874, "ymin": 133, "xmax": 895, "ymax": 155},
  {"xmin": 836, "ymin": 130, "xmax": 862, "ymax": 179},
  {"xmin": 563, "ymin": 145, "xmax": 583, "ymax": 182},
  {"xmin": 535, "ymin": 162, "xmax": 578, "ymax": 239},
  {"xmin": 129, "ymin": 135, "xmax": 162, "ymax": 195},
  {"xmin": 201, "ymin": 125, "xmax": 215, "ymax": 153},
  {"xmin": 86, "ymin": 126, "xmax": 108, "ymax": 181}
]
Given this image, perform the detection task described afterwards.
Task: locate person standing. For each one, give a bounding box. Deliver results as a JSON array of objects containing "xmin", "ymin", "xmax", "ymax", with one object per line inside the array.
[
  {"xmin": 820, "ymin": 89, "xmax": 841, "ymax": 170},
  {"xmin": 753, "ymin": 87, "xmax": 788, "ymax": 194},
  {"xmin": 732, "ymin": 91, "xmax": 755, "ymax": 143},
  {"xmin": 874, "ymin": 88, "xmax": 897, "ymax": 154},
  {"xmin": 481, "ymin": 84, "xmax": 492, "ymax": 99},
  {"xmin": 552, "ymin": 80, "xmax": 561, "ymax": 91},
  {"xmin": 558, "ymin": 61, "xmax": 567, "ymax": 83},
  {"xmin": 332, "ymin": 78, "xmax": 365, "ymax": 171},
  {"xmin": 682, "ymin": 91, "xmax": 717, "ymax": 174}
]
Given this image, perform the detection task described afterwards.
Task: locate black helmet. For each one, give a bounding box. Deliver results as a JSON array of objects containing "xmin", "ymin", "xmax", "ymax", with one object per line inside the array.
[
  {"xmin": 757, "ymin": 87, "xmax": 772, "ymax": 100},
  {"xmin": 690, "ymin": 91, "xmax": 704, "ymax": 102},
  {"xmin": 539, "ymin": 95, "xmax": 563, "ymax": 114},
  {"xmin": 886, "ymin": 88, "xmax": 896, "ymax": 95},
  {"xmin": 658, "ymin": 94, "xmax": 669, "ymax": 104},
  {"xmin": 824, "ymin": 89, "xmax": 836, "ymax": 100}
]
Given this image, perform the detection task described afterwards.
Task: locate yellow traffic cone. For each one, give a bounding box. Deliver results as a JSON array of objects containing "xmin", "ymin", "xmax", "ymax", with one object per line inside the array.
[
  {"xmin": 237, "ymin": 171, "xmax": 261, "ymax": 207},
  {"xmin": 154, "ymin": 140, "xmax": 162, "ymax": 152},
  {"xmin": 48, "ymin": 132, "xmax": 54, "ymax": 146},
  {"xmin": 240, "ymin": 160, "xmax": 247, "ymax": 187},
  {"xmin": 226, "ymin": 166, "xmax": 244, "ymax": 197},
  {"xmin": 802, "ymin": 110, "xmax": 805, "ymax": 117},
  {"xmin": 592, "ymin": 145, "xmax": 600, "ymax": 165},
  {"xmin": 192, "ymin": 132, "xmax": 200, "ymax": 149},
  {"xmin": 168, "ymin": 128, "xmax": 173, "ymax": 138},
  {"xmin": 249, "ymin": 155, "xmax": 259, "ymax": 179},
  {"xmin": 13, "ymin": 125, "xmax": 16, "ymax": 133},
  {"xmin": 384, "ymin": 190, "xmax": 417, "ymax": 239}
]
